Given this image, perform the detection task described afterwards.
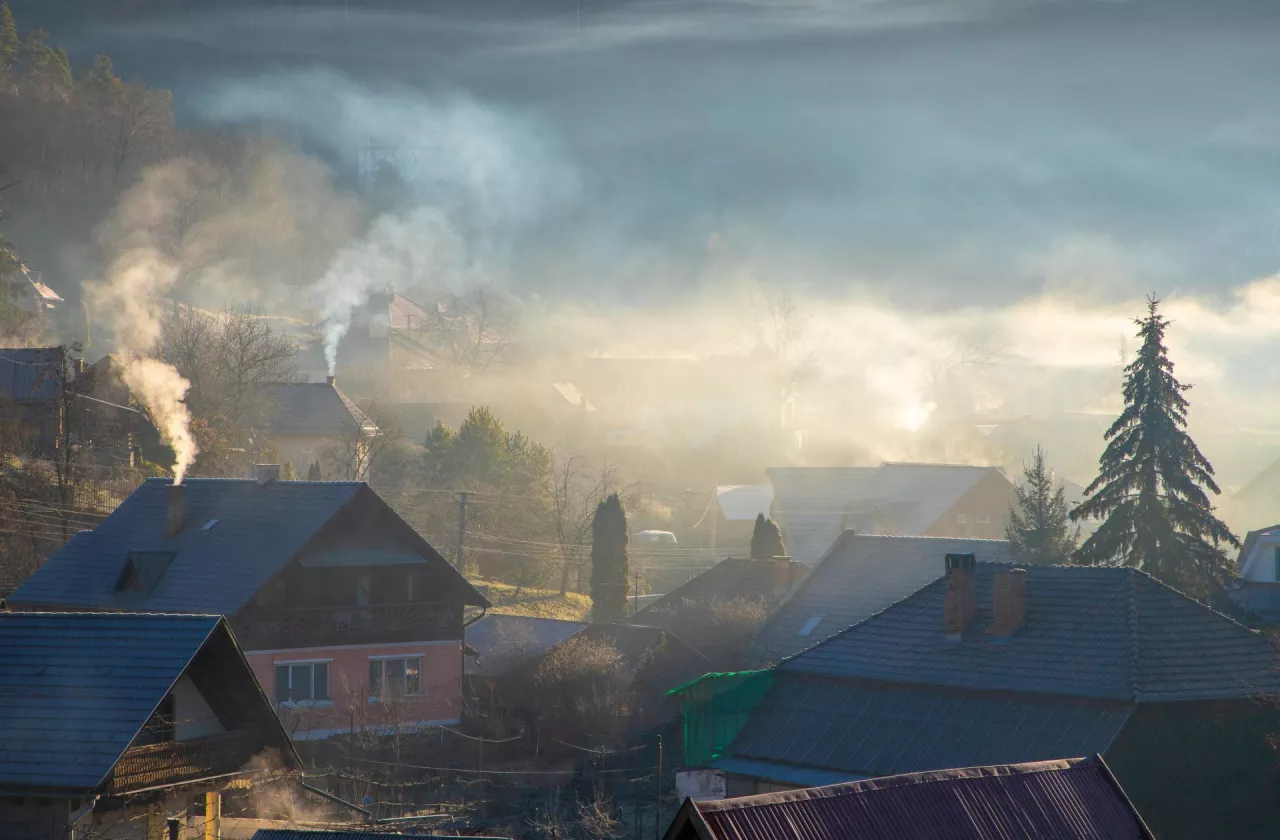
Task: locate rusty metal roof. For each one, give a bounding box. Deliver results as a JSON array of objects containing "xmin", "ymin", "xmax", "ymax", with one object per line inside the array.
[{"xmin": 665, "ymin": 756, "xmax": 1155, "ymax": 840}]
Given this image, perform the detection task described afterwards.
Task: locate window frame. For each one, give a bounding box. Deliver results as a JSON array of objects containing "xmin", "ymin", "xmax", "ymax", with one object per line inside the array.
[
  {"xmin": 274, "ymin": 659, "xmax": 333, "ymax": 707},
  {"xmin": 368, "ymin": 654, "xmax": 424, "ymax": 702}
]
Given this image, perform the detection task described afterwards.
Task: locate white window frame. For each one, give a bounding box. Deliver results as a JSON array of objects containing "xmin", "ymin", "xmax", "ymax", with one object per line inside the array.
[
  {"xmin": 275, "ymin": 658, "xmax": 333, "ymax": 708},
  {"xmin": 368, "ymin": 654, "xmax": 424, "ymax": 703},
  {"xmin": 975, "ymin": 513, "xmax": 991, "ymax": 525},
  {"xmin": 956, "ymin": 514, "xmax": 968, "ymax": 525}
]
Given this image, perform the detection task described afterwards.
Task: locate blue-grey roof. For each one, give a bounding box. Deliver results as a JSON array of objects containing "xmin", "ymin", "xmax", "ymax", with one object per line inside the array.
[
  {"xmin": 726, "ymin": 676, "xmax": 1132, "ymax": 779},
  {"xmin": 782, "ymin": 563, "xmax": 1280, "ymax": 702},
  {"xmin": 8, "ymin": 478, "xmax": 455, "ymax": 615},
  {"xmin": 262, "ymin": 381, "xmax": 373, "ymax": 437},
  {"xmin": 465, "ymin": 614, "xmax": 585, "ymax": 676},
  {"xmin": 1228, "ymin": 581, "xmax": 1280, "ymax": 626},
  {"xmin": 0, "ymin": 346, "xmax": 62, "ymax": 403},
  {"xmin": 0, "ymin": 611, "xmax": 221, "ymax": 793},
  {"xmin": 751, "ymin": 533, "xmax": 1013, "ymax": 663},
  {"xmin": 709, "ymin": 757, "xmax": 865, "ymax": 787}
]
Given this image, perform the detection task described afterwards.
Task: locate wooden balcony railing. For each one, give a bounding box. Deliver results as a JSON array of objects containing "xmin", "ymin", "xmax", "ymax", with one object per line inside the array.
[
  {"xmin": 232, "ymin": 601, "xmax": 458, "ymax": 650},
  {"xmin": 108, "ymin": 728, "xmax": 262, "ymax": 795}
]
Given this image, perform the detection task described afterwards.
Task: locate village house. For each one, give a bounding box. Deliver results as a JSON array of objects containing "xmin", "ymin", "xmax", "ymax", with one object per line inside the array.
[
  {"xmin": 0, "ymin": 345, "xmax": 68, "ymax": 455},
  {"xmin": 1226, "ymin": 523, "xmax": 1280, "ymax": 628},
  {"xmin": 260, "ymin": 379, "xmax": 377, "ymax": 476},
  {"xmin": 663, "ymin": 756, "xmax": 1154, "ymax": 840},
  {"xmin": 749, "ymin": 533, "xmax": 1012, "ymax": 663},
  {"xmin": 671, "ymin": 556, "xmax": 1280, "ymax": 839},
  {"xmin": 767, "ymin": 463, "xmax": 1016, "ymax": 566},
  {"xmin": 8, "ymin": 471, "xmax": 490, "ymax": 740},
  {"xmin": 0, "ymin": 611, "xmax": 298, "ymax": 840}
]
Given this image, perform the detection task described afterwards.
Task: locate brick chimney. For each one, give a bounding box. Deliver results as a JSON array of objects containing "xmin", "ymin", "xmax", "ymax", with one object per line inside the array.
[
  {"xmin": 325, "ymin": 375, "xmax": 336, "ymax": 387},
  {"xmin": 991, "ymin": 568, "xmax": 1027, "ymax": 638},
  {"xmin": 255, "ymin": 464, "xmax": 281, "ymax": 485},
  {"xmin": 166, "ymin": 482, "xmax": 185, "ymax": 537},
  {"xmin": 943, "ymin": 553, "xmax": 976, "ymax": 642}
]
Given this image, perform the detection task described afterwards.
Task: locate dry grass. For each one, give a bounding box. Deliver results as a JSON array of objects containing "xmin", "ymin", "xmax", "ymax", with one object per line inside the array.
[{"xmin": 469, "ymin": 579, "xmax": 593, "ymax": 621}]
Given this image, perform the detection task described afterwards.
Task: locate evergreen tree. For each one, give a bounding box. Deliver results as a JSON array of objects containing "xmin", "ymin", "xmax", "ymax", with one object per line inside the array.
[
  {"xmin": 1070, "ymin": 298, "xmax": 1238, "ymax": 597},
  {"xmin": 0, "ymin": 3, "xmax": 17, "ymax": 69},
  {"xmin": 307, "ymin": 461, "xmax": 322, "ymax": 481},
  {"xmin": 1006, "ymin": 446, "xmax": 1078, "ymax": 564},
  {"xmin": 280, "ymin": 460, "xmax": 296, "ymax": 481},
  {"xmin": 749, "ymin": 513, "xmax": 787, "ymax": 560},
  {"xmin": 590, "ymin": 492, "xmax": 629, "ymax": 624}
]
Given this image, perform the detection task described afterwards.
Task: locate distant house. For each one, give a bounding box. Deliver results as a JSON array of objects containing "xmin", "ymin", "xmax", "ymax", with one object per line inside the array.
[
  {"xmin": 0, "ymin": 611, "xmax": 297, "ymax": 839},
  {"xmin": 664, "ymin": 756, "xmax": 1155, "ymax": 840},
  {"xmin": 8, "ymin": 473, "xmax": 490, "ymax": 740},
  {"xmin": 0, "ymin": 345, "xmax": 66, "ymax": 454},
  {"xmin": 1227, "ymin": 524, "xmax": 1280, "ymax": 627},
  {"xmin": 626, "ymin": 556, "xmax": 807, "ymax": 668},
  {"xmin": 677, "ymin": 559, "xmax": 1280, "ymax": 839},
  {"xmin": 750, "ymin": 533, "xmax": 1012, "ymax": 663},
  {"xmin": 464, "ymin": 613, "xmax": 586, "ymax": 679},
  {"xmin": 261, "ymin": 378, "xmax": 376, "ymax": 474},
  {"xmin": 767, "ymin": 463, "xmax": 1015, "ymax": 566},
  {"xmin": 687, "ymin": 485, "xmax": 774, "ymax": 556}
]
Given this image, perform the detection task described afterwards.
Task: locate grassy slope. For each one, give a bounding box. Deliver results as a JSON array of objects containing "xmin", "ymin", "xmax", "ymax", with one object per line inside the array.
[{"xmin": 469, "ymin": 579, "xmax": 593, "ymax": 622}]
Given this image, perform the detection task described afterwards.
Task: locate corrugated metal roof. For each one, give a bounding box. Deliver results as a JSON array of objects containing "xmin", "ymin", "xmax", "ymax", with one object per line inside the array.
[
  {"xmin": 0, "ymin": 346, "xmax": 63, "ymax": 403},
  {"xmin": 670, "ymin": 756, "xmax": 1155, "ymax": 840},
  {"xmin": 0, "ymin": 611, "xmax": 220, "ymax": 792},
  {"xmin": 751, "ymin": 534, "xmax": 1013, "ymax": 663},
  {"xmin": 782, "ymin": 562, "xmax": 1280, "ymax": 702},
  {"xmin": 10, "ymin": 479, "xmax": 487, "ymax": 615},
  {"xmin": 767, "ymin": 464, "xmax": 1009, "ymax": 566},
  {"xmin": 465, "ymin": 614, "xmax": 585, "ymax": 676},
  {"xmin": 726, "ymin": 677, "xmax": 1131, "ymax": 778}
]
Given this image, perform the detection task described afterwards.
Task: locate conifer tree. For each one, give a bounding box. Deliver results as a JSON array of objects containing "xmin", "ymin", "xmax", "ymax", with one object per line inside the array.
[
  {"xmin": 0, "ymin": 3, "xmax": 17, "ymax": 70},
  {"xmin": 281, "ymin": 460, "xmax": 296, "ymax": 481},
  {"xmin": 749, "ymin": 513, "xmax": 787, "ymax": 560},
  {"xmin": 1070, "ymin": 298, "xmax": 1238, "ymax": 596},
  {"xmin": 1006, "ymin": 446, "xmax": 1078, "ymax": 564},
  {"xmin": 307, "ymin": 461, "xmax": 322, "ymax": 481},
  {"xmin": 590, "ymin": 492, "xmax": 629, "ymax": 624}
]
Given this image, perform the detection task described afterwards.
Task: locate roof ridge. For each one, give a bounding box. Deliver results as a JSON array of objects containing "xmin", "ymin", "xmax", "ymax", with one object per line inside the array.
[{"xmin": 1125, "ymin": 567, "xmax": 1140, "ymax": 702}]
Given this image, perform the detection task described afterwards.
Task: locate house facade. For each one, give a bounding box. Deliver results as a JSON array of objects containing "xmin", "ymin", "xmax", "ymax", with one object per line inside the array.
[
  {"xmin": 0, "ymin": 611, "xmax": 297, "ymax": 840},
  {"xmin": 674, "ymin": 557, "xmax": 1280, "ymax": 839},
  {"xmin": 9, "ymin": 472, "xmax": 489, "ymax": 741}
]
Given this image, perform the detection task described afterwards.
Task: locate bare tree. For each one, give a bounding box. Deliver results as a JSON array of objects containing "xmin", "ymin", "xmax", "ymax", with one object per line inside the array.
[
  {"xmin": 427, "ymin": 285, "xmax": 520, "ymax": 383},
  {"xmin": 321, "ymin": 399, "xmax": 402, "ymax": 482},
  {"xmin": 104, "ymin": 84, "xmax": 173, "ymax": 187}
]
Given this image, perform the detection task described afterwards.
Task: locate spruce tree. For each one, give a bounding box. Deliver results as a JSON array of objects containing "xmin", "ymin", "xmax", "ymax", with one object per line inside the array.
[
  {"xmin": 1006, "ymin": 446, "xmax": 1078, "ymax": 564},
  {"xmin": 590, "ymin": 492, "xmax": 629, "ymax": 624},
  {"xmin": 307, "ymin": 461, "xmax": 322, "ymax": 481},
  {"xmin": 1070, "ymin": 298, "xmax": 1238, "ymax": 596},
  {"xmin": 749, "ymin": 513, "xmax": 787, "ymax": 560},
  {"xmin": 0, "ymin": 3, "xmax": 17, "ymax": 70}
]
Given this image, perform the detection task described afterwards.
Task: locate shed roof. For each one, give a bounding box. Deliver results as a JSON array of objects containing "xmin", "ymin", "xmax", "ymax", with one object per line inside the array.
[
  {"xmin": 0, "ymin": 612, "xmax": 220, "ymax": 793},
  {"xmin": 751, "ymin": 533, "xmax": 1012, "ymax": 663},
  {"xmin": 465, "ymin": 614, "xmax": 585, "ymax": 677},
  {"xmin": 782, "ymin": 562, "xmax": 1280, "ymax": 702},
  {"xmin": 0, "ymin": 346, "xmax": 63, "ymax": 403},
  {"xmin": 726, "ymin": 676, "xmax": 1131, "ymax": 779},
  {"xmin": 262, "ymin": 381, "xmax": 374, "ymax": 437},
  {"xmin": 767, "ymin": 463, "xmax": 1009, "ymax": 566},
  {"xmin": 9, "ymin": 478, "xmax": 487, "ymax": 615},
  {"xmin": 665, "ymin": 756, "xmax": 1155, "ymax": 840}
]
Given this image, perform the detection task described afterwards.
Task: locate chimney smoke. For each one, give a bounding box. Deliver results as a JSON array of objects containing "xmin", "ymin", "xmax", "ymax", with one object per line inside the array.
[
  {"xmin": 943, "ymin": 553, "xmax": 976, "ymax": 642},
  {"xmin": 166, "ymin": 483, "xmax": 186, "ymax": 537}
]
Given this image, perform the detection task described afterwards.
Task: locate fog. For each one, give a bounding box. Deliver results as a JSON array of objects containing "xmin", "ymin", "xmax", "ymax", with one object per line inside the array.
[{"xmin": 11, "ymin": 0, "xmax": 1280, "ymax": 495}]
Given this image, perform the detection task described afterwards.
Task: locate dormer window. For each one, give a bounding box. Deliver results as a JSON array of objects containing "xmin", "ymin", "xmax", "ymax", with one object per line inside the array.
[{"xmin": 115, "ymin": 551, "xmax": 176, "ymax": 593}]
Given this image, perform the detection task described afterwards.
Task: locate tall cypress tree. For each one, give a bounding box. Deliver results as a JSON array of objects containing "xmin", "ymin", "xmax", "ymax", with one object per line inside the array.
[
  {"xmin": 749, "ymin": 513, "xmax": 787, "ymax": 560},
  {"xmin": 590, "ymin": 493, "xmax": 629, "ymax": 624},
  {"xmin": 1006, "ymin": 446, "xmax": 1078, "ymax": 564},
  {"xmin": 1070, "ymin": 298, "xmax": 1238, "ymax": 596}
]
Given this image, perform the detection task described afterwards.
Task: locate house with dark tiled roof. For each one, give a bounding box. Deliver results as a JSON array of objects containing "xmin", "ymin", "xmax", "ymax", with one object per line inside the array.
[
  {"xmin": 1228, "ymin": 524, "xmax": 1280, "ymax": 627},
  {"xmin": 664, "ymin": 756, "xmax": 1155, "ymax": 840},
  {"xmin": 767, "ymin": 463, "xmax": 1016, "ymax": 566},
  {"xmin": 626, "ymin": 556, "xmax": 807, "ymax": 668},
  {"xmin": 0, "ymin": 611, "xmax": 297, "ymax": 839},
  {"xmin": 261, "ymin": 378, "xmax": 377, "ymax": 476},
  {"xmin": 8, "ymin": 473, "xmax": 489, "ymax": 740},
  {"xmin": 674, "ymin": 557, "xmax": 1280, "ymax": 840},
  {"xmin": 750, "ymin": 533, "xmax": 1013, "ymax": 663}
]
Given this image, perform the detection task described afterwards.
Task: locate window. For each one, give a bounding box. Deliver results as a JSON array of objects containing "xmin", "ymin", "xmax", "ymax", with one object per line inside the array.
[
  {"xmin": 976, "ymin": 514, "xmax": 991, "ymax": 525},
  {"xmin": 369, "ymin": 656, "xmax": 422, "ymax": 698},
  {"xmin": 275, "ymin": 661, "xmax": 330, "ymax": 705},
  {"xmin": 797, "ymin": 615, "xmax": 824, "ymax": 637},
  {"xmin": 956, "ymin": 514, "xmax": 968, "ymax": 525}
]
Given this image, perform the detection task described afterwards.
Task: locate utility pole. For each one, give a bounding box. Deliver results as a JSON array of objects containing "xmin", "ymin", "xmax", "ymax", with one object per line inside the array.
[
  {"xmin": 633, "ymin": 567, "xmax": 639, "ymax": 616},
  {"xmin": 655, "ymin": 735, "xmax": 663, "ymax": 840},
  {"xmin": 456, "ymin": 491, "xmax": 468, "ymax": 570}
]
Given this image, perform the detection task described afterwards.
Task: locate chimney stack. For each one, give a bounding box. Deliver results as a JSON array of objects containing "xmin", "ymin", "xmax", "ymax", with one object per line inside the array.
[
  {"xmin": 166, "ymin": 483, "xmax": 185, "ymax": 537},
  {"xmin": 325, "ymin": 375, "xmax": 336, "ymax": 387},
  {"xmin": 255, "ymin": 464, "xmax": 281, "ymax": 486},
  {"xmin": 772, "ymin": 554, "xmax": 794, "ymax": 595},
  {"xmin": 943, "ymin": 553, "xmax": 976, "ymax": 642},
  {"xmin": 991, "ymin": 568, "xmax": 1027, "ymax": 638}
]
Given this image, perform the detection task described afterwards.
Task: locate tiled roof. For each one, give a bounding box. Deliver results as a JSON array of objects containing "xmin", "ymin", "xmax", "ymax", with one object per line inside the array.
[
  {"xmin": 751, "ymin": 534, "xmax": 1013, "ymax": 663},
  {"xmin": 782, "ymin": 562, "xmax": 1280, "ymax": 702},
  {"xmin": 9, "ymin": 478, "xmax": 486, "ymax": 615},
  {"xmin": 0, "ymin": 346, "xmax": 63, "ymax": 403},
  {"xmin": 0, "ymin": 611, "xmax": 220, "ymax": 792},
  {"xmin": 727, "ymin": 676, "xmax": 1131, "ymax": 778},
  {"xmin": 465, "ymin": 614, "xmax": 585, "ymax": 676},
  {"xmin": 1228, "ymin": 581, "xmax": 1280, "ymax": 626},
  {"xmin": 262, "ymin": 381, "xmax": 373, "ymax": 437},
  {"xmin": 667, "ymin": 756, "xmax": 1155, "ymax": 840},
  {"xmin": 388, "ymin": 292, "xmax": 433, "ymax": 332}
]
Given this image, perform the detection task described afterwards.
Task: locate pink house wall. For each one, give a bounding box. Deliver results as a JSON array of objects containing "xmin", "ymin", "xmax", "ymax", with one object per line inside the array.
[{"xmin": 246, "ymin": 640, "xmax": 462, "ymax": 740}]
